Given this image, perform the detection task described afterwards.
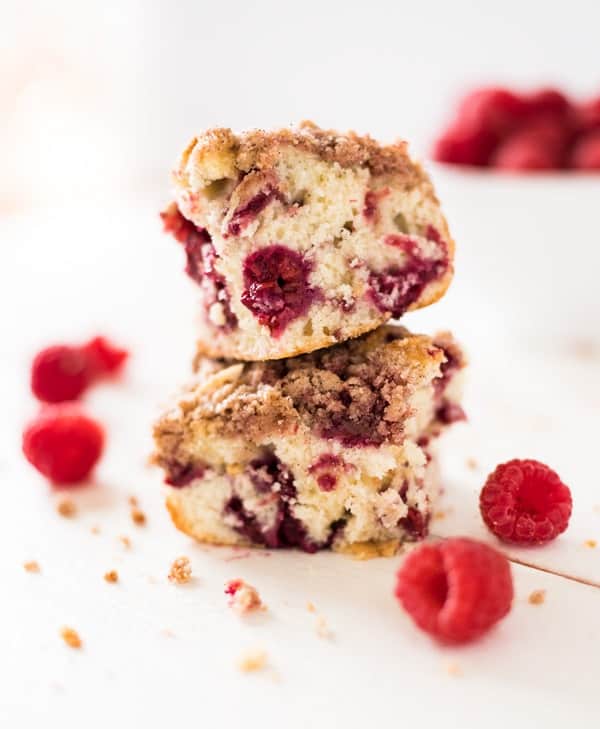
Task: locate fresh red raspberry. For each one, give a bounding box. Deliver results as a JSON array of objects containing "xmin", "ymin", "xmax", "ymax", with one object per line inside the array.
[
  {"xmin": 82, "ymin": 336, "xmax": 129, "ymax": 377},
  {"xmin": 523, "ymin": 88, "xmax": 572, "ymax": 120},
  {"xmin": 432, "ymin": 122, "xmax": 496, "ymax": 167},
  {"xmin": 480, "ymin": 459, "xmax": 572, "ymax": 544},
  {"xmin": 395, "ymin": 538, "xmax": 513, "ymax": 644},
  {"xmin": 492, "ymin": 129, "xmax": 560, "ymax": 171},
  {"xmin": 576, "ymin": 96, "xmax": 600, "ymax": 133},
  {"xmin": 31, "ymin": 337, "xmax": 128, "ymax": 403},
  {"xmin": 433, "ymin": 87, "xmax": 526, "ymax": 167},
  {"xmin": 569, "ymin": 131, "xmax": 600, "ymax": 170},
  {"xmin": 22, "ymin": 407, "xmax": 105, "ymax": 484},
  {"xmin": 31, "ymin": 345, "xmax": 90, "ymax": 403},
  {"xmin": 457, "ymin": 87, "xmax": 527, "ymax": 138}
]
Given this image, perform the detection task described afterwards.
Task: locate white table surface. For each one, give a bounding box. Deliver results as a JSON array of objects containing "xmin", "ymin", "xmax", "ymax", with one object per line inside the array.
[{"xmin": 2, "ymin": 196, "xmax": 600, "ymax": 728}]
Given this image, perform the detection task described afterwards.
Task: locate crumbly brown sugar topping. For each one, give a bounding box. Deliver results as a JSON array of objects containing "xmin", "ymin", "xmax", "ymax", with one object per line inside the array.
[
  {"xmin": 179, "ymin": 120, "xmax": 428, "ymax": 180},
  {"xmin": 154, "ymin": 326, "xmax": 456, "ymax": 475}
]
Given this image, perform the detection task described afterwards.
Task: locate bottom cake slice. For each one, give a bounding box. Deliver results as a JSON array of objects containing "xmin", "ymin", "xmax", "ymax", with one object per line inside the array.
[{"xmin": 153, "ymin": 325, "xmax": 466, "ymax": 555}]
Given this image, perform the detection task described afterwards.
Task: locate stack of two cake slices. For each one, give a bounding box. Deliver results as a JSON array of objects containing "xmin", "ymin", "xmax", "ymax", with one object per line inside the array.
[{"xmin": 154, "ymin": 121, "xmax": 466, "ymax": 556}]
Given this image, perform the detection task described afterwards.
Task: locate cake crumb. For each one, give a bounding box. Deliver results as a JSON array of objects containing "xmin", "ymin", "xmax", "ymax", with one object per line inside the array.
[
  {"xmin": 60, "ymin": 626, "xmax": 82, "ymax": 649},
  {"xmin": 130, "ymin": 506, "xmax": 146, "ymax": 526},
  {"xmin": 23, "ymin": 560, "xmax": 40, "ymax": 573},
  {"xmin": 584, "ymin": 539, "xmax": 597, "ymax": 549},
  {"xmin": 236, "ymin": 649, "xmax": 267, "ymax": 673},
  {"xmin": 128, "ymin": 495, "xmax": 138, "ymax": 507},
  {"xmin": 306, "ymin": 601, "xmax": 316, "ymax": 613},
  {"xmin": 119, "ymin": 535, "xmax": 131, "ymax": 549},
  {"xmin": 90, "ymin": 525, "xmax": 101, "ymax": 535},
  {"xmin": 168, "ymin": 556, "xmax": 192, "ymax": 584},
  {"xmin": 104, "ymin": 570, "xmax": 118, "ymax": 583},
  {"xmin": 225, "ymin": 579, "xmax": 265, "ymax": 615},
  {"xmin": 528, "ymin": 589, "xmax": 546, "ymax": 605},
  {"xmin": 315, "ymin": 615, "xmax": 334, "ymax": 640},
  {"xmin": 445, "ymin": 662, "xmax": 462, "ymax": 677},
  {"xmin": 57, "ymin": 499, "xmax": 76, "ymax": 518},
  {"xmin": 466, "ymin": 457, "xmax": 479, "ymax": 471}
]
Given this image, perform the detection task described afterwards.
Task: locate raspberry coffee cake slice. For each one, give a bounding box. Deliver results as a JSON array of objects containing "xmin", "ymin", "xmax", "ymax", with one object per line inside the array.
[
  {"xmin": 162, "ymin": 121, "xmax": 454, "ymax": 361},
  {"xmin": 153, "ymin": 326, "xmax": 465, "ymax": 555}
]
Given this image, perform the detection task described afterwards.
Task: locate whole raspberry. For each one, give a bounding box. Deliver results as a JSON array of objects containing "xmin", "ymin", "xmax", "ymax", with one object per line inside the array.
[
  {"xmin": 432, "ymin": 122, "xmax": 496, "ymax": 167},
  {"xmin": 480, "ymin": 459, "xmax": 572, "ymax": 544},
  {"xmin": 82, "ymin": 336, "xmax": 129, "ymax": 377},
  {"xmin": 432, "ymin": 87, "xmax": 526, "ymax": 167},
  {"xmin": 576, "ymin": 96, "xmax": 600, "ymax": 133},
  {"xmin": 457, "ymin": 87, "xmax": 527, "ymax": 139},
  {"xmin": 31, "ymin": 336, "xmax": 128, "ymax": 403},
  {"xmin": 493, "ymin": 130, "xmax": 560, "ymax": 171},
  {"xmin": 31, "ymin": 346, "xmax": 90, "ymax": 403},
  {"xmin": 523, "ymin": 88, "xmax": 572, "ymax": 120},
  {"xmin": 395, "ymin": 538, "xmax": 513, "ymax": 644},
  {"xmin": 22, "ymin": 407, "xmax": 104, "ymax": 484},
  {"xmin": 569, "ymin": 131, "xmax": 600, "ymax": 170}
]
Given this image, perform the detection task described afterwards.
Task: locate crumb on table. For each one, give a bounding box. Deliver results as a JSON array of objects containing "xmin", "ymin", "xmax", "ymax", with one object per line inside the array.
[
  {"xmin": 445, "ymin": 662, "xmax": 462, "ymax": 677},
  {"xmin": 60, "ymin": 626, "xmax": 82, "ymax": 649},
  {"xmin": 225, "ymin": 579, "xmax": 265, "ymax": 615},
  {"xmin": 584, "ymin": 539, "xmax": 597, "ymax": 549},
  {"xmin": 315, "ymin": 615, "xmax": 334, "ymax": 640},
  {"xmin": 130, "ymin": 507, "xmax": 146, "ymax": 526},
  {"xmin": 168, "ymin": 556, "xmax": 192, "ymax": 584},
  {"xmin": 466, "ymin": 457, "xmax": 479, "ymax": 471},
  {"xmin": 104, "ymin": 570, "xmax": 118, "ymax": 583},
  {"xmin": 90, "ymin": 525, "xmax": 101, "ymax": 535},
  {"xmin": 57, "ymin": 499, "xmax": 76, "ymax": 518},
  {"xmin": 128, "ymin": 495, "xmax": 139, "ymax": 507},
  {"xmin": 236, "ymin": 649, "xmax": 267, "ymax": 673},
  {"xmin": 528, "ymin": 589, "xmax": 546, "ymax": 605},
  {"xmin": 23, "ymin": 560, "xmax": 40, "ymax": 573},
  {"xmin": 306, "ymin": 601, "xmax": 316, "ymax": 613},
  {"xmin": 119, "ymin": 535, "xmax": 131, "ymax": 549}
]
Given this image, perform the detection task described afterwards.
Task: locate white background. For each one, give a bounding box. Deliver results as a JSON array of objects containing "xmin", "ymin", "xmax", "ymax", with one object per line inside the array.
[
  {"xmin": 2, "ymin": 0, "xmax": 600, "ymax": 207},
  {"xmin": 2, "ymin": 2, "xmax": 600, "ymax": 727}
]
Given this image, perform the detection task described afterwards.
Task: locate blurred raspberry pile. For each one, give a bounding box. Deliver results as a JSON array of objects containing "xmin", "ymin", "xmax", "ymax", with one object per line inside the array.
[{"xmin": 432, "ymin": 87, "xmax": 600, "ymax": 171}]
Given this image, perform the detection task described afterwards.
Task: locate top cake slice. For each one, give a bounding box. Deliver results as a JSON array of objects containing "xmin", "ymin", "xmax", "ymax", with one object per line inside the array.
[{"xmin": 163, "ymin": 121, "xmax": 454, "ymax": 361}]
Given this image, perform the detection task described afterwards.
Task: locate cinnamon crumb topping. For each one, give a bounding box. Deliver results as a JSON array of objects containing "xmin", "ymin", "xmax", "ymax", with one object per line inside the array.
[
  {"xmin": 168, "ymin": 556, "xmax": 192, "ymax": 584},
  {"xmin": 174, "ymin": 326, "xmax": 451, "ymax": 452},
  {"xmin": 445, "ymin": 663, "xmax": 462, "ymax": 677},
  {"xmin": 225, "ymin": 579, "xmax": 265, "ymax": 615},
  {"xmin": 60, "ymin": 626, "xmax": 82, "ymax": 649},
  {"xmin": 528, "ymin": 589, "xmax": 546, "ymax": 605},
  {"xmin": 23, "ymin": 560, "xmax": 40, "ymax": 573},
  {"xmin": 57, "ymin": 499, "xmax": 76, "ymax": 518},
  {"xmin": 104, "ymin": 570, "xmax": 118, "ymax": 583},
  {"xmin": 236, "ymin": 648, "xmax": 267, "ymax": 673},
  {"xmin": 130, "ymin": 507, "xmax": 146, "ymax": 526},
  {"xmin": 315, "ymin": 615, "xmax": 334, "ymax": 640}
]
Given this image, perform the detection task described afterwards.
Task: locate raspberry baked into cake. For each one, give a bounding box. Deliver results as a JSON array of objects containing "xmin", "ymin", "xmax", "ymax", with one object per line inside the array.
[
  {"xmin": 162, "ymin": 121, "xmax": 454, "ymax": 361},
  {"xmin": 153, "ymin": 326, "xmax": 465, "ymax": 555}
]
